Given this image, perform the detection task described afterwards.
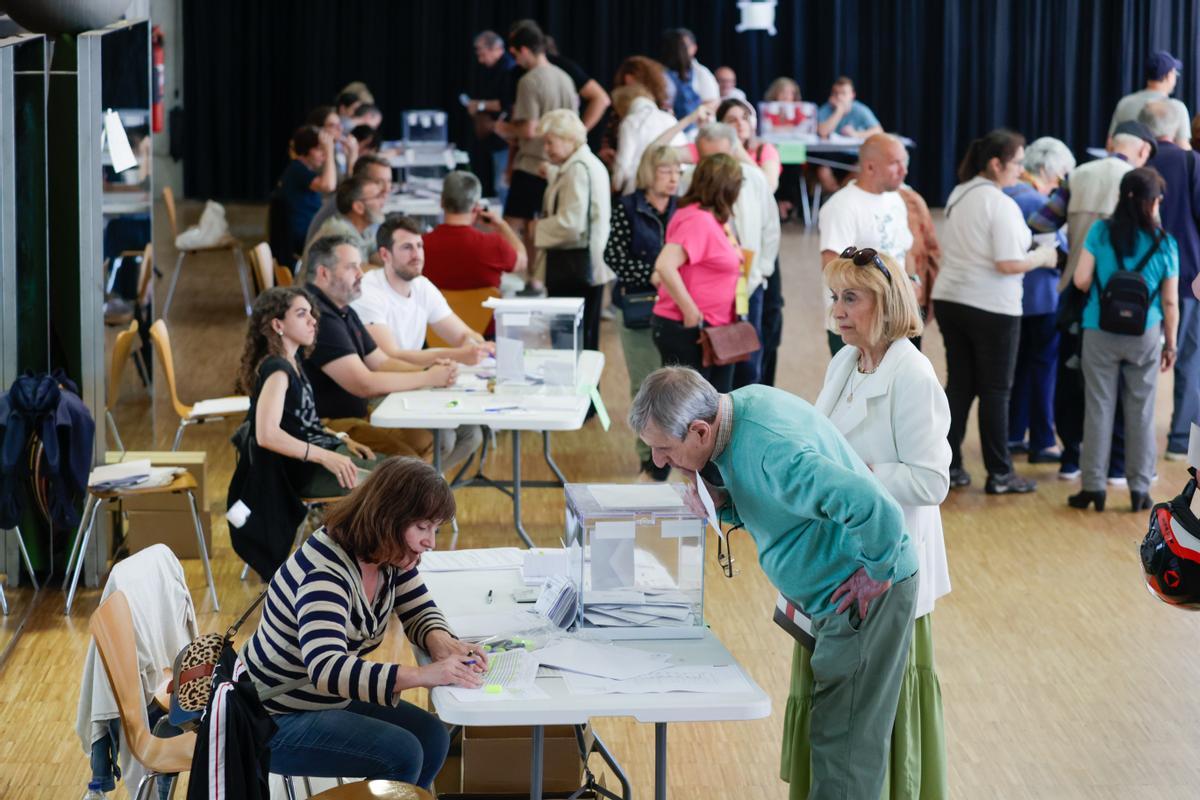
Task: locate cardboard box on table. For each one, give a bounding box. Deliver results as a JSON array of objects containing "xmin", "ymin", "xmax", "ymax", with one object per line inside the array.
[{"xmin": 103, "ymin": 451, "xmax": 211, "ymax": 557}]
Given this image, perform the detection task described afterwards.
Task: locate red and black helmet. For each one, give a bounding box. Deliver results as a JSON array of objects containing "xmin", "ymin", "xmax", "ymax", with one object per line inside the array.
[{"xmin": 1141, "ymin": 468, "xmax": 1200, "ymax": 608}]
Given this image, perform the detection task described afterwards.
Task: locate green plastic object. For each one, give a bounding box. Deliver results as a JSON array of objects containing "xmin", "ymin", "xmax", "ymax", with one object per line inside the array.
[
  {"xmin": 775, "ymin": 141, "xmax": 808, "ymax": 165},
  {"xmin": 484, "ymin": 684, "xmax": 502, "ymax": 694}
]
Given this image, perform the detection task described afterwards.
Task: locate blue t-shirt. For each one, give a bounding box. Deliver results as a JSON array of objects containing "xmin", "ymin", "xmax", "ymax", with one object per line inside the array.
[
  {"xmin": 816, "ymin": 100, "xmax": 880, "ymax": 132},
  {"xmin": 1082, "ymin": 221, "xmax": 1179, "ymax": 332},
  {"xmin": 279, "ymin": 159, "xmax": 322, "ymax": 245},
  {"xmin": 1004, "ymin": 181, "xmax": 1066, "ymax": 317}
]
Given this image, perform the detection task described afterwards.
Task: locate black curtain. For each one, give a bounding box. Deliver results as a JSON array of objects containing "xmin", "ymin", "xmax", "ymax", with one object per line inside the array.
[{"xmin": 183, "ymin": 0, "xmax": 1200, "ymax": 204}]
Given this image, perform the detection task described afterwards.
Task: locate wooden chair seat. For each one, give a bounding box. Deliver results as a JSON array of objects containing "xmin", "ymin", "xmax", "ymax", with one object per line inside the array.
[
  {"xmin": 148, "ymin": 319, "xmax": 249, "ymax": 450},
  {"xmin": 88, "ymin": 471, "xmax": 198, "ymax": 501},
  {"xmin": 309, "ymin": 780, "xmax": 433, "ymax": 800}
]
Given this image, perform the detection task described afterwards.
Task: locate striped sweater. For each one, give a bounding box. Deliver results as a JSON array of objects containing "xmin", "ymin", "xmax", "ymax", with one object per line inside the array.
[{"xmin": 240, "ymin": 529, "xmax": 451, "ymax": 713}]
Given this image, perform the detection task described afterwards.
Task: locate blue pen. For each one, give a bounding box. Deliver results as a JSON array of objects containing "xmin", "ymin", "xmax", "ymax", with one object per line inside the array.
[{"xmin": 484, "ymin": 405, "xmax": 521, "ymax": 412}]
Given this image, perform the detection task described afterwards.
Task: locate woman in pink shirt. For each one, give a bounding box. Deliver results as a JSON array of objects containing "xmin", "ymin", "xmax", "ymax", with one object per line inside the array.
[{"xmin": 651, "ymin": 152, "xmax": 744, "ymax": 391}]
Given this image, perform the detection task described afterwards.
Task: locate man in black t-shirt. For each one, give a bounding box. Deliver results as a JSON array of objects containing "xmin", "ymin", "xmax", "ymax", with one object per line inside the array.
[{"xmin": 303, "ymin": 234, "xmax": 457, "ymax": 459}]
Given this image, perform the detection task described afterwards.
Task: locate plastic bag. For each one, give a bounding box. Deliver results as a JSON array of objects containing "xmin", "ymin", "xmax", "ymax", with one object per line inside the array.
[{"xmin": 175, "ymin": 200, "xmax": 230, "ymax": 249}]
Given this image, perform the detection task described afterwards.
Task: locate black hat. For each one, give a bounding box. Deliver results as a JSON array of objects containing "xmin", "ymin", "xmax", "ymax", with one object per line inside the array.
[
  {"xmin": 1113, "ymin": 120, "xmax": 1158, "ymax": 158},
  {"xmin": 1146, "ymin": 50, "xmax": 1183, "ymax": 81}
]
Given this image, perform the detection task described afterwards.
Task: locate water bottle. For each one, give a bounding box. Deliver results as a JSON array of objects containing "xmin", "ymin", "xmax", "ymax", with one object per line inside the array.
[{"xmin": 81, "ymin": 781, "xmax": 105, "ymax": 800}]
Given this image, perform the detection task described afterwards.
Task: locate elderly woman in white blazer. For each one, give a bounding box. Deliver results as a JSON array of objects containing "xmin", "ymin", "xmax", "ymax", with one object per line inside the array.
[
  {"xmin": 533, "ymin": 108, "xmax": 613, "ymax": 353},
  {"xmin": 780, "ymin": 248, "xmax": 951, "ymax": 800}
]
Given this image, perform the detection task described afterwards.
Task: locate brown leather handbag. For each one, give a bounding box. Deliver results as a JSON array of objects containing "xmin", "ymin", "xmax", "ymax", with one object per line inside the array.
[{"xmin": 698, "ymin": 245, "xmax": 760, "ymax": 367}]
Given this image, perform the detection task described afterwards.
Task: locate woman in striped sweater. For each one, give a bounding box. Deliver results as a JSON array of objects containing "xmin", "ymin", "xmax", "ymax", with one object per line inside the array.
[{"xmin": 241, "ymin": 457, "xmax": 485, "ymax": 788}]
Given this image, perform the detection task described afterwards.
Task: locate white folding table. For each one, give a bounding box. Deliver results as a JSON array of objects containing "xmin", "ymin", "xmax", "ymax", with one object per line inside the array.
[
  {"xmin": 371, "ymin": 351, "xmax": 605, "ymax": 547},
  {"xmin": 421, "ymin": 566, "xmax": 771, "ymax": 800}
]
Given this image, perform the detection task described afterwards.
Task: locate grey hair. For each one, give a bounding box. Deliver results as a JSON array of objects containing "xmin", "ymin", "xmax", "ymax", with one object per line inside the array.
[
  {"xmin": 1138, "ymin": 100, "xmax": 1177, "ymax": 140},
  {"xmin": 629, "ymin": 367, "xmax": 720, "ymax": 439},
  {"xmin": 1111, "ymin": 132, "xmax": 1147, "ymax": 153},
  {"xmin": 442, "ymin": 171, "xmax": 482, "ymax": 214},
  {"xmin": 1022, "ymin": 137, "xmax": 1076, "ymax": 182},
  {"xmin": 474, "ymin": 30, "xmax": 503, "ymax": 49},
  {"xmin": 696, "ymin": 122, "xmax": 738, "ymax": 151},
  {"xmin": 305, "ymin": 234, "xmax": 359, "ymax": 281}
]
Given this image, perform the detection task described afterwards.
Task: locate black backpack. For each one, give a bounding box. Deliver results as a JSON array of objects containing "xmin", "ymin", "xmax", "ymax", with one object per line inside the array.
[{"xmin": 1097, "ymin": 228, "xmax": 1163, "ymax": 336}]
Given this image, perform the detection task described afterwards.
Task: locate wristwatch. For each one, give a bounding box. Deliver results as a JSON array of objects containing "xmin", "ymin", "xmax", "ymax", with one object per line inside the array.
[
  {"xmin": 335, "ymin": 431, "xmax": 350, "ymax": 442},
  {"xmin": 476, "ymin": 101, "xmax": 486, "ymax": 113}
]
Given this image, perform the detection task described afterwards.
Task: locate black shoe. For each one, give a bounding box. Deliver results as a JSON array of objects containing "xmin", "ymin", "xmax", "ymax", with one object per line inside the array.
[
  {"xmin": 516, "ymin": 283, "xmax": 546, "ymax": 297},
  {"xmin": 1068, "ymin": 489, "xmax": 1106, "ymax": 511},
  {"xmin": 949, "ymin": 467, "xmax": 972, "ymax": 488},
  {"xmin": 1028, "ymin": 448, "xmax": 1062, "ymax": 464},
  {"xmin": 1130, "ymin": 492, "xmax": 1153, "ymax": 512},
  {"xmin": 1008, "ymin": 440, "xmax": 1029, "ymax": 455},
  {"xmin": 641, "ymin": 460, "xmax": 671, "ymax": 482},
  {"xmin": 985, "ymin": 472, "xmax": 1037, "ymax": 495}
]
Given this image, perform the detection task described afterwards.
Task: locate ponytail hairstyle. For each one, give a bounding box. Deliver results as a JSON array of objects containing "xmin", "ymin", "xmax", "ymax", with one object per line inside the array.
[
  {"xmin": 1107, "ymin": 167, "xmax": 1166, "ymax": 260},
  {"xmin": 956, "ymin": 129, "xmax": 1025, "ymax": 183},
  {"xmin": 235, "ymin": 286, "xmax": 319, "ymax": 396}
]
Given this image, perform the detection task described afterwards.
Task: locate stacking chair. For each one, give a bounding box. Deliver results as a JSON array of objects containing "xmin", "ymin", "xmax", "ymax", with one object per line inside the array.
[
  {"xmin": 160, "ymin": 185, "xmax": 253, "ymax": 319},
  {"xmin": 308, "ymin": 780, "xmax": 433, "ymax": 800},
  {"xmin": 425, "ymin": 286, "xmax": 500, "ymax": 348},
  {"xmin": 148, "ymin": 319, "xmax": 250, "ymax": 451},
  {"xmin": 0, "ymin": 527, "xmax": 39, "ymax": 616},
  {"xmin": 106, "ymin": 319, "xmax": 149, "ymax": 455},
  {"xmin": 247, "ymin": 241, "xmax": 276, "ymax": 296},
  {"xmin": 89, "ymin": 591, "xmax": 197, "ymax": 800},
  {"xmin": 64, "ymin": 471, "xmax": 219, "ymax": 615},
  {"xmin": 275, "ymin": 264, "xmax": 295, "ymax": 287}
]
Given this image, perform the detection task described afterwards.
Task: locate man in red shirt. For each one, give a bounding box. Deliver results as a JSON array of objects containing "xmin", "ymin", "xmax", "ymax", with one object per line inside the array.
[{"xmin": 422, "ymin": 171, "xmax": 527, "ymax": 291}]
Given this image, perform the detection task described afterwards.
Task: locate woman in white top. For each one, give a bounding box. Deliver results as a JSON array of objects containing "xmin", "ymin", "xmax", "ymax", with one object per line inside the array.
[
  {"xmin": 610, "ymin": 84, "xmax": 683, "ymax": 195},
  {"xmin": 931, "ymin": 129, "xmax": 1058, "ymax": 495},
  {"xmin": 782, "ymin": 248, "xmax": 951, "ymax": 799}
]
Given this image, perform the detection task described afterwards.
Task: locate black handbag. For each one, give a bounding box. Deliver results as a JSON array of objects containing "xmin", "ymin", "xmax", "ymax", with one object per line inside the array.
[{"xmin": 619, "ymin": 289, "xmax": 659, "ymax": 329}]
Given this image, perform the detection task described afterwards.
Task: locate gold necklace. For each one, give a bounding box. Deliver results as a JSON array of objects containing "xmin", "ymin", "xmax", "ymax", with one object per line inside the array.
[{"xmin": 846, "ymin": 356, "xmax": 877, "ymax": 403}]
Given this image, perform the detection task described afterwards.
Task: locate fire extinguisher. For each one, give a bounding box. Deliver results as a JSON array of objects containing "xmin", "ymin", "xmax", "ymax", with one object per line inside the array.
[{"xmin": 152, "ymin": 25, "xmax": 165, "ymax": 133}]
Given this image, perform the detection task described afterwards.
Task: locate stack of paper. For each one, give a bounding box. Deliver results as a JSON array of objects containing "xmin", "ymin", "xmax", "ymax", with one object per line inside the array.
[
  {"xmin": 419, "ymin": 548, "xmax": 523, "ymax": 572},
  {"xmin": 582, "ymin": 588, "xmax": 695, "ymax": 628},
  {"xmin": 443, "ymin": 648, "xmax": 545, "ymax": 702},
  {"xmin": 534, "ymin": 638, "xmax": 671, "ymax": 680},
  {"xmin": 533, "ymin": 575, "xmax": 577, "ymax": 628},
  {"xmin": 522, "ymin": 548, "xmax": 569, "ymax": 585},
  {"xmin": 559, "ymin": 665, "xmax": 751, "ymax": 696}
]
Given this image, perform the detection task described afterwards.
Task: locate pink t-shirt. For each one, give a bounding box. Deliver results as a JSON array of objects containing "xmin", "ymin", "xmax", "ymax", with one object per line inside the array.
[{"xmin": 652, "ymin": 204, "xmax": 741, "ymax": 327}]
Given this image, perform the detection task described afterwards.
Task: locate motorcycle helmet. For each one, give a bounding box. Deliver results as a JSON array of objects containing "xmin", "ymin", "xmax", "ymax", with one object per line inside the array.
[{"xmin": 1140, "ymin": 468, "xmax": 1200, "ymax": 607}]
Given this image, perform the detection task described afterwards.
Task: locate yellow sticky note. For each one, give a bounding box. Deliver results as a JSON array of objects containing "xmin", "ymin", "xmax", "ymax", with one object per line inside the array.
[
  {"xmin": 587, "ymin": 384, "xmax": 611, "ymax": 431},
  {"xmin": 484, "ymin": 684, "xmax": 502, "ymax": 694}
]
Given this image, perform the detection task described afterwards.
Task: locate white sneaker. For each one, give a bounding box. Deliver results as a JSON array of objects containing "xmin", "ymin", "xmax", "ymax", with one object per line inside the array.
[
  {"xmin": 1165, "ymin": 450, "xmax": 1188, "ymax": 462},
  {"xmin": 1107, "ymin": 476, "xmax": 1127, "ymax": 487},
  {"xmin": 1058, "ymin": 468, "xmax": 1081, "ymax": 480}
]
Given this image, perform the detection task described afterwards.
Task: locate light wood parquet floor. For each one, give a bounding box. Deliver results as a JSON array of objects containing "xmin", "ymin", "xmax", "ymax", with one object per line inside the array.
[{"xmin": 2, "ymin": 201, "xmax": 1200, "ymax": 799}]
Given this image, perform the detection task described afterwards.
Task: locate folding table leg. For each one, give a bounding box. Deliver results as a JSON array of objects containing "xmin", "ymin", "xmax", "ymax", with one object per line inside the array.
[
  {"xmin": 12, "ymin": 526, "xmax": 38, "ymax": 591},
  {"xmin": 64, "ymin": 495, "xmax": 101, "ymax": 615},
  {"xmin": 161, "ymin": 250, "xmax": 187, "ymax": 320},
  {"xmin": 531, "ymin": 724, "xmax": 545, "ymax": 800},
  {"xmin": 655, "ymin": 723, "xmax": 668, "ymax": 800},
  {"xmin": 185, "ymin": 489, "xmax": 220, "ymax": 611},
  {"xmin": 512, "ymin": 431, "xmax": 534, "ymax": 548},
  {"xmin": 542, "ymin": 431, "xmax": 567, "ymax": 484}
]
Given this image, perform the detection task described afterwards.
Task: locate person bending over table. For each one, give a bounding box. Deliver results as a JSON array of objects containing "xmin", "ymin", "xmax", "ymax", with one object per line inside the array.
[
  {"xmin": 353, "ymin": 214, "xmax": 489, "ymax": 471},
  {"xmin": 782, "ymin": 251, "xmax": 951, "ymax": 799},
  {"xmin": 241, "ymin": 457, "xmax": 486, "ymax": 788},
  {"xmin": 302, "ymin": 234, "xmax": 457, "ymax": 461},
  {"xmin": 630, "ymin": 366, "xmax": 916, "ymax": 799},
  {"xmin": 235, "ymin": 286, "xmax": 384, "ymax": 498}
]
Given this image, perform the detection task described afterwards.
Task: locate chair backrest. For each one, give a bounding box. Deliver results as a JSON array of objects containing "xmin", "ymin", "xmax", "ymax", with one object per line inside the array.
[
  {"xmin": 137, "ymin": 242, "xmax": 154, "ymax": 308},
  {"xmin": 274, "ymin": 264, "xmax": 294, "ymax": 287},
  {"xmin": 89, "ymin": 591, "xmax": 197, "ymax": 773},
  {"xmin": 426, "ymin": 286, "xmax": 501, "ymax": 348},
  {"xmin": 248, "ymin": 241, "xmax": 275, "ymax": 295},
  {"xmin": 108, "ymin": 319, "xmax": 140, "ymax": 408},
  {"xmin": 162, "ymin": 186, "xmax": 180, "ymax": 240},
  {"xmin": 148, "ymin": 319, "xmax": 193, "ymax": 419}
]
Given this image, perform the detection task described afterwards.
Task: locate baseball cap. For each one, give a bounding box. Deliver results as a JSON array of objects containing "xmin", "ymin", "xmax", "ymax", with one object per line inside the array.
[
  {"xmin": 1113, "ymin": 120, "xmax": 1158, "ymax": 158},
  {"xmin": 1147, "ymin": 50, "xmax": 1183, "ymax": 81}
]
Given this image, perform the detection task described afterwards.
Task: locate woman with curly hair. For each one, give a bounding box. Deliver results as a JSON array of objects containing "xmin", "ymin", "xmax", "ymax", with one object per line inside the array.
[{"xmin": 235, "ymin": 286, "xmax": 382, "ymax": 498}]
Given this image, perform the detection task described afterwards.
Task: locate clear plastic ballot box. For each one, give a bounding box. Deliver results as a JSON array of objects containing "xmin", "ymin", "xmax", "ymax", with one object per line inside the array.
[
  {"xmin": 564, "ymin": 483, "xmax": 706, "ymax": 639},
  {"xmin": 486, "ymin": 297, "xmax": 583, "ymax": 392}
]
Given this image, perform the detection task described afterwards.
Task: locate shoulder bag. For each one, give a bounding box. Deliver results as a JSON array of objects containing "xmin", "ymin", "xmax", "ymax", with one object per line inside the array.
[
  {"xmin": 544, "ymin": 162, "xmax": 593, "ymax": 297},
  {"xmin": 699, "ymin": 243, "xmax": 762, "ymax": 367}
]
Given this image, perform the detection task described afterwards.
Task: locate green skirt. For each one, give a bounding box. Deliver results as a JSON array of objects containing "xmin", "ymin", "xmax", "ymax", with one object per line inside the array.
[{"xmin": 779, "ymin": 614, "xmax": 947, "ymax": 800}]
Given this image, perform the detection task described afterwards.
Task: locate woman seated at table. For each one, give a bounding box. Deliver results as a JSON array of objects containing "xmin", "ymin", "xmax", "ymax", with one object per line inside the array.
[
  {"xmin": 241, "ymin": 457, "xmax": 486, "ymax": 788},
  {"xmin": 235, "ymin": 286, "xmax": 382, "ymax": 498}
]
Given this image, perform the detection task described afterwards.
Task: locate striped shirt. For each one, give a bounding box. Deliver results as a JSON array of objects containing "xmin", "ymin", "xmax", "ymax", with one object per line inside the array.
[{"xmin": 240, "ymin": 529, "xmax": 451, "ymax": 713}]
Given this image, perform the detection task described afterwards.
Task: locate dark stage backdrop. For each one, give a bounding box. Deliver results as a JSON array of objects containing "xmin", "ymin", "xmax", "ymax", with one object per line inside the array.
[{"xmin": 182, "ymin": 0, "xmax": 1200, "ymax": 205}]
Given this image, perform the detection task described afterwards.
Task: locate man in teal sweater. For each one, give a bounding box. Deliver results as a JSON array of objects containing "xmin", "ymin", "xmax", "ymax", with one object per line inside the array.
[{"xmin": 631, "ymin": 366, "xmax": 918, "ymax": 799}]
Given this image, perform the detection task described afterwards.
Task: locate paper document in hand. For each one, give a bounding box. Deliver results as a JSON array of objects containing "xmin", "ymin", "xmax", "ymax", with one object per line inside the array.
[
  {"xmin": 442, "ymin": 647, "xmax": 541, "ymax": 703},
  {"xmin": 419, "ymin": 547, "xmax": 523, "ymax": 572},
  {"xmin": 560, "ymin": 665, "xmax": 751, "ymax": 695},
  {"xmin": 534, "ymin": 639, "xmax": 671, "ymax": 680},
  {"xmin": 693, "ymin": 475, "xmax": 724, "ymax": 543},
  {"xmin": 589, "ymin": 483, "xmax": 683, "ymax": 509}
]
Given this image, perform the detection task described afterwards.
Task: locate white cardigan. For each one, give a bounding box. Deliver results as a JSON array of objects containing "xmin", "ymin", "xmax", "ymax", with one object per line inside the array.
[
  {"xmin": 613, "ymin": 97, "xmax": 683, "ymax": 195},
  {"xmin": 534, "ymin": 144, "xmax": 614, "ymax": 286},
  {"xmin": 814, "ymin": 338, "xmax": 952, "ymax": 618}
]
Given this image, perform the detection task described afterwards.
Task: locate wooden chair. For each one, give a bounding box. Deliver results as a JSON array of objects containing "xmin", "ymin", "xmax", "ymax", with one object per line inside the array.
[
  {"xmin": 148, "ymin": 319, "xmax": 250, "ymax": 451},
  {"xmin": 309, "ymin": 780, "xmax": 433, "ymax": 800},
  {"xmin": 65, "ymin": 471, "xmax": 218, "ymax": 615},
  {"xmin": 426, "ymin": 286, "xmax": 501, "ymax": 348},
  {"xmin": 160, "ymin": 185, "xmax": 253, "ymax": 319},
  {"xmin": 106, "ymin": 319, "xmax": 148, "ymax": 455},
  {"xmin": 275, "ymin": 264, "xmax": 295, "ymax": 287},
  {"xmin": 247, "ymin": 241, "xmax": 275, "ymax": 296},
  {"xmin": 89, "ymin": 591, "xmax": 197, "ymax": 800}
]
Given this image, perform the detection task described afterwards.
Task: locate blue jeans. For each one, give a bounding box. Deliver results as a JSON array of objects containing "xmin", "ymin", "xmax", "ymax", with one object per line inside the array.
[
  {"xmin": 491, "ymin": 149, "xmax": 510, "ymax": 207},
  {"xmin": 1008, "ymin": 312, "xmax": 1060, "ymax": 451},
  {"xmin": 268, "ymin": 699, "xmax": 450, "ymax": 789},
  {"xmin": 732, "ymin": 285, "xmax": 765, "ymax": 388},
  {"xmin": 1168, "ymin": 297, "xmax": 1200, "ymax": 453}
]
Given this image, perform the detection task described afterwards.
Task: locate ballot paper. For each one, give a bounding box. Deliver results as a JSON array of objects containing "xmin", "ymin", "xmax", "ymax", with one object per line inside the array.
[
  {"xmin": 559, "ymin": 665, "xmax": 751, "ymax": 696},
  {"xmin": 443, "ymin": 648, "xmax": 540, "ymax": 702},
  {"xmin": 534, "ymin": 639, "xmax": 671, "ymax": 680},
  {"xmin": 589, "ymin": 483, "xmax": 682, "ymax": 510},
  {"xmin": 447, "ymin": 610, "xmax": 544, "ymax": 640},
  {"xmin": 496, "ymin": 336, "xmax": 525, "ymax": 382},
  {"xmin": 521, "ymin": 548, "xmax": 569, "ymax": 585},
  {"xmin": 419, "ymin": 548, "xmax": 523, "ymax": 572},
  {"xmin": 534, "ymin": 575, "xmax": 578, "ymax": 628},
  {"xmin": 693, "ymin": 475, "xmax": 725, "ymax": 543}
]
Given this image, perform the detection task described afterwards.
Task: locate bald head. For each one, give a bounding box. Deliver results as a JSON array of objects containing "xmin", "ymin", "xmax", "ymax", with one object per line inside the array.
[{"xmin": 857, "ymin": 134, "xmax": 908, "ymax": 193}]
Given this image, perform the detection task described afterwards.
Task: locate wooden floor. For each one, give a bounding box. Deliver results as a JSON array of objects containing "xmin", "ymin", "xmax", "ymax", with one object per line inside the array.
[{"xmin": 3, "ymin": 201, "xmax": 1200, "ymax": 799}]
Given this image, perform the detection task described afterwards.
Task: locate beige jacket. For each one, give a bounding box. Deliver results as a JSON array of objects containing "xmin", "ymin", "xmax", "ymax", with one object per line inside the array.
[{"xmin": 535, "ymin": 144, "xmax": 614, "ymax": 286}]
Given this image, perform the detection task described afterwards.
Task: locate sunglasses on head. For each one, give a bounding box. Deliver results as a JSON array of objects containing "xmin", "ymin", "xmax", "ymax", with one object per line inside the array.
[{"xmin": 840, "ymin": 246, "xmax": 892, "ymax": 284}]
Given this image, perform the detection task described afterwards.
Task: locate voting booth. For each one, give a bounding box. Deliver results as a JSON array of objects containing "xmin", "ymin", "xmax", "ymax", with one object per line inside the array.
[
  {"xmin": 488, "ymin": 297, "xmax": 583, "ymax": 392},
  {"xmin": 564, "ymin": 483, "xmax": 706, "ymax": 639}
]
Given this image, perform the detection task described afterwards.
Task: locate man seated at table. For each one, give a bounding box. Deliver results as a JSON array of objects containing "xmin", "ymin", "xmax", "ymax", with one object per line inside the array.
[
  {"xmin": 423, "ymin": 171, "xmax": 527, "ymax": 298},
  {"xmin": 303, "ymin": 234, "xmax": 458, "ymax": 461},
  {"xmin": 352, "ymin": 215, "xmax": 490, "ymax": 469},
  {"xmin": 306, "ymin": 154, "xmax": 393, "ymax": 250},
  {"xmin": 815, "ymin": 76, "xmax": 884, "ymax": 192},
  {"xmin": 304, "ymin": 175, "xmax": 387, "ymax": 264}
]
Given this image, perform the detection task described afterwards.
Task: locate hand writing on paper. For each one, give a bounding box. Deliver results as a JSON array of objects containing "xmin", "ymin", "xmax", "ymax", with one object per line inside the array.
[
  {"xmin": 426, "ymin": 629, "xmax": 489, "ymax": 670},
  {"xmin": 831, "ymin": 567, "xmax": 891, "ymax": 621}
]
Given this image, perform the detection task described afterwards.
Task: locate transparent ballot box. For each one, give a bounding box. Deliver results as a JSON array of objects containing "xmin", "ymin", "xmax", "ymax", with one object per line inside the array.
[
  {"xmin": 486, "ymin": 297, "xmax": 583, "ymax": 392},
  {"xmin": 402, "ymin": 109, "xmax": 449, "ymax": 145},
  {"xmin": 564, "ymin": 483, "xmax": 706, "ymax": 639}
]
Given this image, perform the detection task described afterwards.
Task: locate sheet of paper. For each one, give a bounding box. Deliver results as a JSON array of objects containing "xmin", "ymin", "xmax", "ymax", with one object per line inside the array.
[
  {"xmin": 446, "ymin": 610, "xmax": 544, "ymax": 640},
  {"xmin": 496, "ymin": 336, "xmax": 525, "ymax": 382},
  {"xmin": 693, "ymin": 476, "xmax": 725, "ymax": 543},
  {"xmin": 441, "ymin": 647, "xmax": 539, "ymax": 703},
  {"xmin": 533, "ymin": 639, "xmax": 671, "ymax": 680},
  {"xmin": 1188, "ymin": 423, "xmax": 1200, "ymax": 469},
  {"xmin": 104, "ymin": 109, "xmax": 137, "ymax": 173},
  {"xmin": 591, "ymin": 533, "xmax": 634, "ymax": 590},
  {"xmin": 589, "ymin": 484, "xmax": 682, "ymax": 510},
  {"xmin": 522, "ymin": 548, "xmax": 569, "ymax": 584},
  {"xmin": 560, "ymin": 665, "xmax": 751, "ymax": 696},
  {"xmin": 442, "ymin": 684, "xmax": 550, "ymax": 703},
  {"xmin": 419, "ymin": 547, "xmax": 523, "ymax": 572}
]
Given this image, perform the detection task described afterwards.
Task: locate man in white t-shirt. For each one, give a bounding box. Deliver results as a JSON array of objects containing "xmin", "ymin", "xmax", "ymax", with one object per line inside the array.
[
  {"xmin": 352, "ymin": 214, "xmax": 490, "ymax": 469},
  {"xmin": 818, "ymin": 134, "xmax": 914, "ymax": 353},
  {"xmin": 1108, "ymin": 51, "xmax": 1192, "ymax": 149}
]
